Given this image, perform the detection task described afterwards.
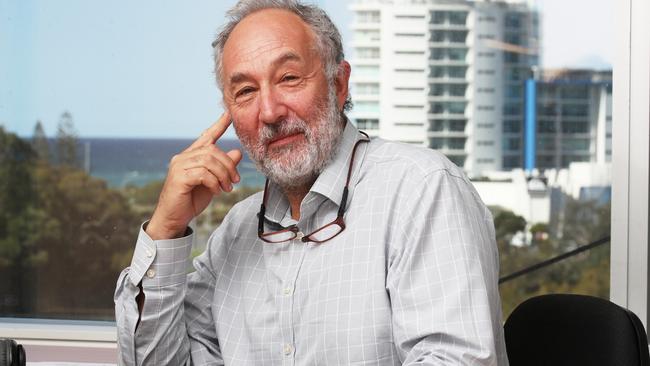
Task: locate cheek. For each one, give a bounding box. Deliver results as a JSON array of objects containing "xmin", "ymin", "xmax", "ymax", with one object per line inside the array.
[
  {"xmin": 231, "ymin": 115, "xmax": 255, "ymax": 140},
  {"xmin": 230, "ymin": 108, "xmax": 259, "ymax": 137}
]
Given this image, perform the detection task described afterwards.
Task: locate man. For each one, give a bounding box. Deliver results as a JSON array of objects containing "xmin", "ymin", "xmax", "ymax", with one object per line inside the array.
[{"xmin": 114, "ymin": 1, "xmax": 509, "ymax": 365}]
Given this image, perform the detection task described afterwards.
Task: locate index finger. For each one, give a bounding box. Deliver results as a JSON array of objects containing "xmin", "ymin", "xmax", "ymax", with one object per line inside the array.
[{"xmin": 187, "ymin": 112, "xmax": 232, "ymax": 151}]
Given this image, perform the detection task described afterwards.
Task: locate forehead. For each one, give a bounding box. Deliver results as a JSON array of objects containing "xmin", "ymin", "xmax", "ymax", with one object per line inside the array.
[{"xmin": 222, "ymin": 9, "xmax": 319, "ymax": 80}]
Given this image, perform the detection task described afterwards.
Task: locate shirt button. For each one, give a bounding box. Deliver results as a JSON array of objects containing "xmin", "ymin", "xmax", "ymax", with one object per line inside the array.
[
  {"xmin": 295, "ymin": 231, "xmax": 304, "ymax": 240},
  {"xmin": 146, "ymin": 269, "xmax": 156, "ymax": 278},
  {"xmin": 283, "ymin": 286, "xmax": 293, "ymax": 295},
  {"xmin": 283, "ymin": 343, "xmax": 293, "ymax": 355},
  {"xmin": 145, "ymin": 249, "xmax": 153, "ymax": 258}
]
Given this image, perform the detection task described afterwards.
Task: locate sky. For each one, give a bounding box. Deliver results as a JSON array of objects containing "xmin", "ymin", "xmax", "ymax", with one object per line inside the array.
[{"xmin": 0, "ymin": 0, "xmax": 613, "ymax": 139}]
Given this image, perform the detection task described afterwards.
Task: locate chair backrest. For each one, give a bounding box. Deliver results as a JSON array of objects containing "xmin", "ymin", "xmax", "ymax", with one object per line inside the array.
[{"xmin": 504, "ymin": 294, "xmax": 650, "ymax": 366}]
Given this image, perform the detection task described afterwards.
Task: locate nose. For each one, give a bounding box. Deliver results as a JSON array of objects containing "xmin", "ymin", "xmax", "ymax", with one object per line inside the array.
[{"xmin": 258, "ymin": 86, "xmax": 288, "ymax": 125}]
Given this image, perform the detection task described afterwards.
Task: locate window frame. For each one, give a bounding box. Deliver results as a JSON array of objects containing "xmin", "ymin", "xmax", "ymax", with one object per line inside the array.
[
  {"xmin": 610, "ymin": 0, "xmax": 650, "ymax": 334},
  {"xmin": 0, "ymin": 0, "xmax": 647, "ymax": 348}
]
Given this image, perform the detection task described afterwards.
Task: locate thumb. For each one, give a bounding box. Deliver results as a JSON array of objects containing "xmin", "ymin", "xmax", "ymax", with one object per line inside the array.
[{"xmin": 227, "ymin": 149, "xmax": 243, "ymax": 165}]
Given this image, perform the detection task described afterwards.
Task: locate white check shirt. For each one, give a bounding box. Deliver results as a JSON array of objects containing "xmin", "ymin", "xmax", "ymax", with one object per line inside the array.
[{"xmin": 115, "ymin": 122, "xmax": 509, "ymax": 365}]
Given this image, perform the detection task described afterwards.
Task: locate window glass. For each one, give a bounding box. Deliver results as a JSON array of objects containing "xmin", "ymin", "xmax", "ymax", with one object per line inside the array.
[{"xmin": 1, "ymin": 0, "xmax": 614, "ymax": 332}]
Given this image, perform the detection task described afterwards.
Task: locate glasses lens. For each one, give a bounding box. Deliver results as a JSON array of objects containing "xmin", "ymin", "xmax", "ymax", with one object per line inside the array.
[
  {"xmin": 261, "ymin": 229, "xmax": 296, "ymax": 243},
  {"xmin": 307, "ymin": 222, "xmax": 344, "ymax": 243}
]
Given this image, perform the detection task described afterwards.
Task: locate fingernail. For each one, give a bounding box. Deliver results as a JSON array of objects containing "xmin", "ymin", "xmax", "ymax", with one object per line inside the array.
[
  {"xmin": 228, "ymin": 184, "xmax": 233, "ymax": 191},
  {"xmin": 234, "ymin": 175, "xmax": 240, "ymax": 183}
]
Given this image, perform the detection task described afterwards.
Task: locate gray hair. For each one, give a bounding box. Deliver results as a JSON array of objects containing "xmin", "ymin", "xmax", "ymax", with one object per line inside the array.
[{"xmin": 212, "ymin": 0, "xmax": 352, "ymax": 111}]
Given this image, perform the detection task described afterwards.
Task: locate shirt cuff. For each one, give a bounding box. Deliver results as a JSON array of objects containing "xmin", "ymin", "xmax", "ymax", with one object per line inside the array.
[{"xmin": 128, "ymin": 222, "xmax": 194, "ymax": 288}]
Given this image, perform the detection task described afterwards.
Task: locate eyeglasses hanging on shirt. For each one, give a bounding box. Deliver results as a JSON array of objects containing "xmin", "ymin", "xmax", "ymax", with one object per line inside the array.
[{"xmin": 257, "ymin": 132, "xmax": 370, "ymax": 244}]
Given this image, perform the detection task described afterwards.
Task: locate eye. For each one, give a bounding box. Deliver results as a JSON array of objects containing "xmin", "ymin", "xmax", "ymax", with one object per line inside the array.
[
  {"xmin": 281, "ymin": 74, "xmax": 299, "ymax": 82},
  {"xmin": 235, "ymin": 87, "xmax": 255, "ymax": 99}
]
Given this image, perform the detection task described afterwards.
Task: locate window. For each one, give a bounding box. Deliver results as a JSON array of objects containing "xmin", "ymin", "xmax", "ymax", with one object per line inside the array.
[
  {"xmin": 538, "ymin": 102, "xmax": 558, "ymax": 117},
  {"xmin": 562, "ymin": 104, "xmax": 589, "ymax": 117},
  {"xmin": 429, "ymin": 102, "xmax": 466, "ymax": 115},
  {"xmin": 536, "ymin": 137, "xmax": 555, "ymax": 151},
  {"xmin": 504, "ymin": 120, "xmax": 522, "ymax": 133},
  {"xmin": 355, "ymin": 47, "xmax": 380, "ymax": 59},
  {"xmin": 355, "ymin": 101, "xmax": 380, "ymax": 114},
  {"xmin": 395, "ymin": 33, "xmax": 425, "ymax": 37},
  {"xmin": 357, "ymin": 11, "xmax": 381, "ymax": 23},
  {"xmin": 429, "ymin": 137, "xmax": 444, "ymax": 148},
  {"xmin": 354, "ymin": 29, "xmax": 380, "ymax": 43},
  {"xmin": 448, "ymin": 66, "xmax": 467, "ymax": 78},
  {"xmin": 448, "ymin": 11, "xmax": 468, "ymax": 25},
  {"xmin": 477, "ymin": 140, "xmax": 495, "ymax": 146},
  {"xmin": 430, "ymin": 120, "xmax": 445, "ymax": 131},
  {"xmin": 396, "ymin": 50, "xmax": 425, "ymax": 55},
  {"xmin": 395, "ymin": 122, "xmax": 424, "ymax": 127},
  {"xmin": 355, "ymin": 83, "xmax": 380, "ymax": 95},
  {"xmin": 394, "ymin": 105, "xmax": 424, "ymax": 109},
  {"xmin": 478, "ymin": 16, "xmax": 497, "ymax": 23},
  {"xmin": 505, "ymin": 12, "xmax": 523, "ymax": 28},
  {"xmin": 430, "ymin": 11, "xmax": 445, "ymax": 25},
  {"xmin": 477, "ymin": 69, "xmax": 496, "ymax": 75},
  {"xmin": 395, "ymin": 86, "xmax": 425, "ymax": 91},
  {"xmin": 449, "ymin": 30, "xmax": 468, "ymax": 43},
  {"xmin": 561, "ymin": 85, "xmax": 590, "ymax": 100},
  {"xmin": 502, "ymin": 155, "xmax": 522, "ymax": 169},
  {"xmin": 449, "ymin": 120, "xmax": 467, "ymax": 131},
  {"xmin": 355, "ymin": 119, "xmax": 379, "ymax": 130},
  {"xmin": 506, "ymin": 85, "xmax": 523, "ymax": 98},
  {"xmin": 449, "ymin": 84, "xmax": 467, "ymax": 96},
  {"xmin": 504, "ymin": 138, "xmax": 522, "ymax": 150},
  {"xmin": 2, "ymin": 0, "xmax": 631, "ymax": 358},
  {"xmin": 429, "ymin": 84, "xmax": 444, "ymax": 96},
  {"xmin": 562, "ymin": 121, "xmax": 590, "ymax": 134},
  {"xmin": 505, "ymin": 33, "xmax": 522, "ymax": 46},
  {"xmin": 355, "ymin": 65, "xmax": 380, "ymax": 77},
  {"xmin": 395, "ymin": 14, "xmax": 425, "ymax": 19},
  {"xmin": 504, "ymin": 52, "xmax": 520, "ymax": 63},
  {"xmin": 448, "ymin": 48, "xmax": 467, "ymax": 61},
  {"xmin": 538, "ymin": 120, "xmax": 556, "ymax": 133},
  {"xmin": 395, "ymin": 68, "xmax": 425, "ymax": 73},
  {"xmin": 561, "ymin": 138, "xmax": 590, "ymax": 152},
  {"xmin": 503, "ymin": 102, "xmax": 523, "ymax": 116},
  {"xmin": 448, "ymin": 137, "xmax": 466, "ymax": 149}
]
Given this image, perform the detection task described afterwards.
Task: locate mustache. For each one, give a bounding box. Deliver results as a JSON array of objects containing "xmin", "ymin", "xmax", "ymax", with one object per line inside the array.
[{"xmin": 259, "ymin": 118, "xmax": 310, "ymax": 146}]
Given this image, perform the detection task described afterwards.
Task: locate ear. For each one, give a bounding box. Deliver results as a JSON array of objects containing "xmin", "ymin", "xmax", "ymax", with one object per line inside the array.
[{"xmin": 334, "ymin": 60, "xmax": 351, "ymax": 111}]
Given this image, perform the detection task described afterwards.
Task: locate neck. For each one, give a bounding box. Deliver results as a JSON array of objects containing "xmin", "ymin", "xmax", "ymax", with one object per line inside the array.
[{"xmin": 283, "ymin": 182, "xmax": 313, "ymax": 220}]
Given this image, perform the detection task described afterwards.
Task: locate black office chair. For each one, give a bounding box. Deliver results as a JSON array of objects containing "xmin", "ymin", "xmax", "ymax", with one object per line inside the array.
[{"xmin": 504, "ymin": 294, "xmax": 650, "ymax": 366}]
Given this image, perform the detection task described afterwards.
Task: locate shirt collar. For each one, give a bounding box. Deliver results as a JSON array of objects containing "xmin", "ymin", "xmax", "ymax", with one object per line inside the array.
[{"xmin": 263, "ymin": 121, "xmax": 367, "ymax": 225}]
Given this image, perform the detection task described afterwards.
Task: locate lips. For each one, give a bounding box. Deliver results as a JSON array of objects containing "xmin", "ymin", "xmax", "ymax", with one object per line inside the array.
[{"xmin": 268, "ymin": 132, "xmax": 304, "ymax": 147}]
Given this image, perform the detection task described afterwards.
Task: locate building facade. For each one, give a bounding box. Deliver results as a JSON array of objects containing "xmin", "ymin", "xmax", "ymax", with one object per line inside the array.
[
  {"xmin": 525, "ymin": 69, "xmax": 613, "ymax": 171},
  {"xmin": 349, "ymin": 0, "xmax": 539, "ymax": 177}
]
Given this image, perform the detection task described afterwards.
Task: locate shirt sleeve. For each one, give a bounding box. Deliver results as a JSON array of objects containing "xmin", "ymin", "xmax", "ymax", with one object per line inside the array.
[
  {"xmin": 114, "ymin": 223, "xmax": 225, "ymax": 365},
  {"xmin": 386, "ymin": 169, "xmax": 509, "ymax": 366}
]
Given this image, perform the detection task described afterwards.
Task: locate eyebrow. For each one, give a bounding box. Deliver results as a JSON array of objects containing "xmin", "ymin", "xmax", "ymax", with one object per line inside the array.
[{"xmin": 228, "ymin": 51, "xmax": 303, "ymax": 86}]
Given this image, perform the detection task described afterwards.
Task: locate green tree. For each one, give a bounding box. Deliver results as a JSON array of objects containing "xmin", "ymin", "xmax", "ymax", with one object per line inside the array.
[
  {"xmin": 0, "ymin": 127, "xmax": 44, "ymax": 314},
  {"xmin": 496, "ymin": 198, "xmax": 611, "ymax": 318},
  {"xmin": 31, "ymin": 121, "xmax": 50, "ymax": 162},
  {"xmin": 30, "ymin": 164, "xmax": 139, "ymax": 318},
  {"xmin": 1, "ymin": 125, "xmax": 140, "ymax": 319},
  {"xmin": 56, "ymin": 111, "xmax": 79, "ymax": 168}
]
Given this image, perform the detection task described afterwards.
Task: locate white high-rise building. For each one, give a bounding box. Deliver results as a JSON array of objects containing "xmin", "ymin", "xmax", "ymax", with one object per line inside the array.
[{"xmin": 348, "ymin": 0, "xmax": 539, "ymax": 178}]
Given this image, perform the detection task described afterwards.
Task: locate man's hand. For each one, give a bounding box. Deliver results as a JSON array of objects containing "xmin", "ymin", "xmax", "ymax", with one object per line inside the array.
[{"xmin": 146, "ymin": 112, "xmax": 243, "ymax": 240}]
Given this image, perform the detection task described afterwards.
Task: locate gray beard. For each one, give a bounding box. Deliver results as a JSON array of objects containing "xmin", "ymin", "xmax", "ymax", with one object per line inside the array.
[{"xmin": 235, "ymin": 88, "xmax": 345, "ymax": 190}]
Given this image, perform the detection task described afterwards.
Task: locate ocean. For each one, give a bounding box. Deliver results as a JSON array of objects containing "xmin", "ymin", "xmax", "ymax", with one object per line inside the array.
[{"xmin": 78, "ymin": 138, "xmax": 265, "ymax": 189}]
